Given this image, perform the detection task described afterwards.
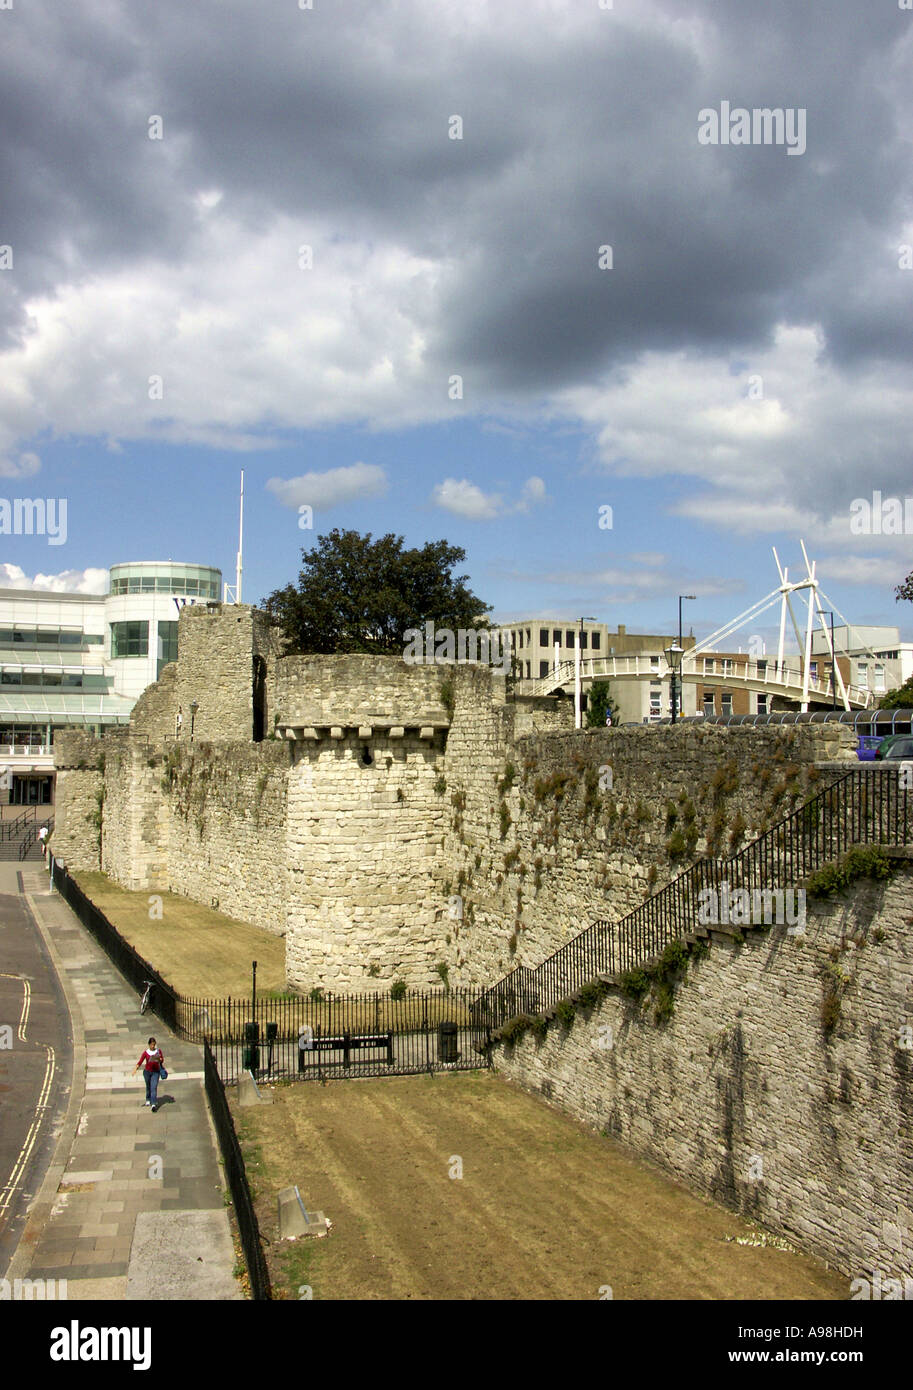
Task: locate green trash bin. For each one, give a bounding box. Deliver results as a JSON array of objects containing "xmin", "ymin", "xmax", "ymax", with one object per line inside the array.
[
  {"xmin": 243, "ymin": 1020, "xmax": 260, "ymax": 1072},
  {"xmin": 438, "ymin": 1021, "xmax": 458, "ymax": 1063}
]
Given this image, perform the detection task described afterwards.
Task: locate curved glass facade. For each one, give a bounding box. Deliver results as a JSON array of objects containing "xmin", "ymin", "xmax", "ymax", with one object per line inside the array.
[{"xmin": 108, "ymin": 562, "xmax": 221, "ymax": 600}]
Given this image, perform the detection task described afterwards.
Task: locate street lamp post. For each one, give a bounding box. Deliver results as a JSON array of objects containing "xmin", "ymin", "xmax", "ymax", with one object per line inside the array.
[
  {"xmin": 664, "ymin": 642, "xmax": 684, "ymax": 724},
  {"xmin": 189, "ymin": 700, "xmax": 199, "ymax": 743},
  {"xmin": 673, "ymin": 595, "xmax": 697, "ymax": 724},
  {"xmin": 576, "ymin": 616, "xmax": 596, "ymax": 729}
]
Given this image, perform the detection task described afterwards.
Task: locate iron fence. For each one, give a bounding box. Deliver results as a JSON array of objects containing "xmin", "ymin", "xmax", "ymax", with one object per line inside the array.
[
  {"xmin": 48, "ymin": 853, "xmax": 178, "ymax": 1031},
  {"xmin": 46, "ymin": 854, "xmax": 490, "ymax": 1078},
  {"xmin": 474, "ymin": 764, "xmax": 913, "ymax": 1030},
  {"xmin": 202, "ymin": 1038, "xmax": 271, "ymax": 1301},
  {"xmin": 205, "ymin": 989, "xmax": 488, "ymax": 1082}
]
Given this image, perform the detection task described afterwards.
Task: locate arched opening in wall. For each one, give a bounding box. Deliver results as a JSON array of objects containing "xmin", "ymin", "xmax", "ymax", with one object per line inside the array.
[{"xmin": 252, "ymin": 656, "xmax": 267, "ymax": 743}]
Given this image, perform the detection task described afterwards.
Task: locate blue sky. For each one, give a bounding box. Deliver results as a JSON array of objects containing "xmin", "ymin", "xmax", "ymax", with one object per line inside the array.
[{"xmin": 1, "ymin": 1, "xmax": 911, "ymax": 653}]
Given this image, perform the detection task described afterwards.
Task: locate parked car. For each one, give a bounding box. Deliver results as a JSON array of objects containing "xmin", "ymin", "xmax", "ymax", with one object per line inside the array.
[
  {"xmin": 876, "ymin": 737, "xmax": 913, "ymax": 760},
  {"xmin": 874, "ymin": 733, "xmax": 913, "ymax": 759}
]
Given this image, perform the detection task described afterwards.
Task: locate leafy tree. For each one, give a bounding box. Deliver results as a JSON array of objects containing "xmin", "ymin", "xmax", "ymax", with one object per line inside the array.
[
  {"xmin": 880, "ymin": 675, "xmax": 913, "ymax": 709},
  {"xmin": 262, "ymin": 528, "xmax": 491, "ymax": 655},
  {"xmin": 886, "ymin": 571, "xmax": 913, "ymax": 704},
  {"xmin": 585, "ymin": 679, "xmax": 620, "ymax": 727}
]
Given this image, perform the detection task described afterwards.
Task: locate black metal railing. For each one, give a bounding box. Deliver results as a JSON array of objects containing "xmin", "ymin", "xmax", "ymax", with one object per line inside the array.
[
  {"xmin": 1, "ymin": 806, "xmax": 39, "ymax": 840},
  {"xmin": 18, "ymin": 816, "xmax": 53, "ymax": 860},
  {"xmin": 48, "ymin": 853, "xmax": 178, "ymax": 1031},
  {"xmin": 204, "ymin": 990, "xmax": 488, "ymax": 1082},
  {"xmin": 46, "ymin": 853, "xmax": 489, "ymax": 1080},
  {"xmin": 203, "ymin": 1038, "xmax": 271, "ymax": 1301},
  {"xmin": 474, "ymin": 764, "xmax": 913, "ymax": 1030}
]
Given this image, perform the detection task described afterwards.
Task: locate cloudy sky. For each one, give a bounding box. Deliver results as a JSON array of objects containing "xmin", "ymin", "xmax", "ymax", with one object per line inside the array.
[{"xmin": 1, "ymin": 0, "xmax": 912, "ymax": 649}]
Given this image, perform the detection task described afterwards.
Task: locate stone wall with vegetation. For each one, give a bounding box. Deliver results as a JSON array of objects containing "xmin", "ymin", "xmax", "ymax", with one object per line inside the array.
[
  {"xmin": 159, "ymin": 739, "xmax": 290, "ymax": 936},
  {"xmin": 50, "ymin": 730, "xmax": 108, "ymax": 872},
  {"xmin": 285, "ymin": 729, "xmax": 449, "ymax": 992},
  {"xmin": 55, "ymin": 613, "xmax": 859, "ymax": 997},
  {"xmin": 439, "ymin": 671, "xmax": 857, "ymax": 987},
  {"xmin": 490, "ymin": 859, "xmax": 913, "ymax": 1285}
]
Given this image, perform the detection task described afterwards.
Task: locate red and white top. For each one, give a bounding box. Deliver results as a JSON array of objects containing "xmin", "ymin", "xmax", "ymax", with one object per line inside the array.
[{"xmin": 138, "ymin": 1047, "xmax": 164, "ymax": 1072}]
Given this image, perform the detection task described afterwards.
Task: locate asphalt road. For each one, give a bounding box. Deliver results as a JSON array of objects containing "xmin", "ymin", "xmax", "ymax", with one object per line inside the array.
[{"xmin": 0, "ymin": 878, "xmax": 72, "ymax": 1277}]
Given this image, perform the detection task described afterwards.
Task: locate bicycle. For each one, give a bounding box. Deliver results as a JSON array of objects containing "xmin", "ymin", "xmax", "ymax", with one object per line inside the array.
[{"xmin": 140, "ymin": 979, "xmax": 156, "ymax": 1014}]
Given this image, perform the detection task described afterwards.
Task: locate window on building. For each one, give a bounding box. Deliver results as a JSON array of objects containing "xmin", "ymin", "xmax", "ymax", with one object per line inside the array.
[
  {"xmin": 525, "ymin": 661, "xmax": 531, "ymax": 679},
  {"xmin": 110, "ymin": 621, "xmax": 149, "ymax": 658},
  {"xmin": 526, "ymin": 628, "xmax": 531, "ymax": 647},
  {"xmin": 591, "ymin": 632, "xmax": 601, "ymax": 651},
  {"xmin": 540, "ymin": 660, "xmax": 550, "ymax": 677},
  {"xmin": 565, "ymin": 630, "xmax": 575, "ymax": 648},
  {"xmin": 703, "ymin": 689, "xmax": 716, "ymax": 715},
  {"xmin": 857, "ymin": 662, "xmax": 868, "ymax": 690},
  {"xmin": 874, "ymin": 664, "xmax": 886, "ymax": 692},
  {"xmin": 757, "ymin": 693, "xmax": 768, "ymax": 714},
  {"xmin": 703, "ymin": 658, "xmax": 715, "ymax": 675},
  {"xmin": 721, "ymin": 693, "xmax": 733, "ymax": 715},
  {"xmin": 552, "ymin": 629, "xmax": 562, "ymax": 646},
  {"xmin": 809, "ymin": 662, "xmax": 818, "ymax": 682},
  {"xmin": 539, "ymin": 629, "xmax": 548, "ymax": 647},
  {"xmin": 722, "ymin": 658, "xmax": 733, "ymax": 675}
]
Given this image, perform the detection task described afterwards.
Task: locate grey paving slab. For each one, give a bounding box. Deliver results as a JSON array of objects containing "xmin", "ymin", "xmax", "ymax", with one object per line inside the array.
[
  {"xmin": 126, "ymin": 1211, "xmax": 242, "ymax": 1300},
  {"xmin": 4, "ymin": 867, "xmax": 245, "ymax": 1302}
]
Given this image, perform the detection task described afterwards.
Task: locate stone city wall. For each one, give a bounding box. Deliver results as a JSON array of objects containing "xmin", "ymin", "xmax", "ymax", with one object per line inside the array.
[
  {"xmin": 491, "ymin": 865, "xmax": 913, "ymax": 1285},
  {"xmin": 437, "ymin": 667, "xmax": 857, "ymax": 988}
]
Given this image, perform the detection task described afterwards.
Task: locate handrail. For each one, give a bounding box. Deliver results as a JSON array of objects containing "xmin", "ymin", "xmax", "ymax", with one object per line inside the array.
[
  {"xmin": 474, "ymin": 764, "xmax": 911, "ymax": 1030},
  {"xmin": 527, "ymin": 656, "xmax": 874, "ymax": 708},
  {"xmin": 1, "ymin": 806, "xmax": 39, "ymax": 840}
]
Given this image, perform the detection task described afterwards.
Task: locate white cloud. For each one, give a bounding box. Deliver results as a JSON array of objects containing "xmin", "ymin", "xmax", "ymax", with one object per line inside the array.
[
  {"xmin": 0, "ymin": 453, "xmax": 41, "ymax": 480},
  {"xmin": 0, "ymin": 564, "xmax": 109, "ymax": 594},
  {"xmin": 431, "ymin": 474, "xmax": 547, "ymax": 520},
  {"xmin": 432, "ymin": 478, "xmax": 503, "ymax": 520},
  {"xmin": 266, "ymin": 462, "xmax": 388, "ymax": 511},
  {"xmin": 516, "ymin": 476, "xmax": 547, "ymax": 512}
]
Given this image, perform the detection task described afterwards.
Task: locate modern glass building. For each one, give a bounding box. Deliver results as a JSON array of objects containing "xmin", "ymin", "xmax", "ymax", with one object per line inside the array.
[{"xmin": 0, "ymin": 561, "xmax": 221, "ymax": 805}]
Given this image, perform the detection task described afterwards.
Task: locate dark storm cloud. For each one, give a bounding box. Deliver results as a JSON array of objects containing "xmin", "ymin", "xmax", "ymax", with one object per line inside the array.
[{"xmin": 1, "ymin": 0, "xmax": 911, "ymax": 398}]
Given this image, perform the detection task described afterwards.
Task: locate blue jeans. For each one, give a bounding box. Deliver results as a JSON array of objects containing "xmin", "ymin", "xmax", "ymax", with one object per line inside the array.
[{"xmin": 144, "ymin": 1068, "xmax": 160, "ymax": 1104}]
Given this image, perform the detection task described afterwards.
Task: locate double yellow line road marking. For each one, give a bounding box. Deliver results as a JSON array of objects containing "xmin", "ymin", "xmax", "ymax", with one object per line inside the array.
[{"xmin": 0, "ymin": 971, "xmax": 57, "ymax": 1222}]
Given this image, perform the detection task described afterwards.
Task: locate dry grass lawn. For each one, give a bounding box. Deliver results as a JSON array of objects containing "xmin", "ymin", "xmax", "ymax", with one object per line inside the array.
[
  {"xmin": 233, "ymin": 1070, "xmax": 848, "ymax": 1302},
  {"xmin": 73, "ymin": 871, "xmax": 287, "ymax": 997}
]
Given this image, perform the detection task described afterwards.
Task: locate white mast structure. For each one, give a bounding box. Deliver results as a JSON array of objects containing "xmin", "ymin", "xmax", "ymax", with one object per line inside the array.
[
  {"xmin": 223, "ymin": 470, "xmax": 245, "ymax": 604},
  {"xmin": 689, "ymin": 543, "xmax": 850, "ymax": 712}
]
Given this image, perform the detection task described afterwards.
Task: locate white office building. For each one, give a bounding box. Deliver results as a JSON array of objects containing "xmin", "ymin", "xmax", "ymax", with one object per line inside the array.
[
  {"xmin": 1, "ymin": 561, "xmax": 221, "ymax": 805},
  {"xmin": 810, "ymin": 624, "xmax": 913, "ymax": 699}
]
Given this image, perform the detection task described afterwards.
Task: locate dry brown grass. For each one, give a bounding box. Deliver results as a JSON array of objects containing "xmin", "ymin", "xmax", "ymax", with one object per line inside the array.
[
  {"xmin": 234, "ymin": 1071, "xmax": 848, "ymax": 1302},
  {"xmin": 73, "ymin": 871, "xmax": 287, "ymax": 998}
]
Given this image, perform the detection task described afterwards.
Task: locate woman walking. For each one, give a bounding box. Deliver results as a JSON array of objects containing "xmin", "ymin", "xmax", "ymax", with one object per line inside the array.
[{"xmin": 133, "ymin": 1036, "xmax": 166, "ymax": 1112}]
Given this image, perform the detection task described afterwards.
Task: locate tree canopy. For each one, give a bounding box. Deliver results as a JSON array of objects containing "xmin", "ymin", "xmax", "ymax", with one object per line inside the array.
[
  {"xmin": 897, "ymin": 570, "xmax": 913, "ymax": 605},
  {"xmin": 585, "ymin": 679, "xmax": 620, "ymax": 727},
  {"xmin": 262, "ymin": 528, "xmax": 491, "ymax": 655}
]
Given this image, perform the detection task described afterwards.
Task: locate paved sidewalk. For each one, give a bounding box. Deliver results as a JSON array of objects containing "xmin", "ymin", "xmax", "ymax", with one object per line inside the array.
[{"xmin": 4, "ymin": 862, "xmax": 242, "ymax": 1299}]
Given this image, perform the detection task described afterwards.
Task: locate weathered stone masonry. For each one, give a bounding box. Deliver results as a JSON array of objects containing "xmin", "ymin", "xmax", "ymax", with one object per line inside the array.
[
  {"xmin": 490, "ymin": 867, "xmax": 913, "ymax": 1285},
  {"xmin": 50, "ymin": 603, "xmax": 910, "ymax": 1282}
]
